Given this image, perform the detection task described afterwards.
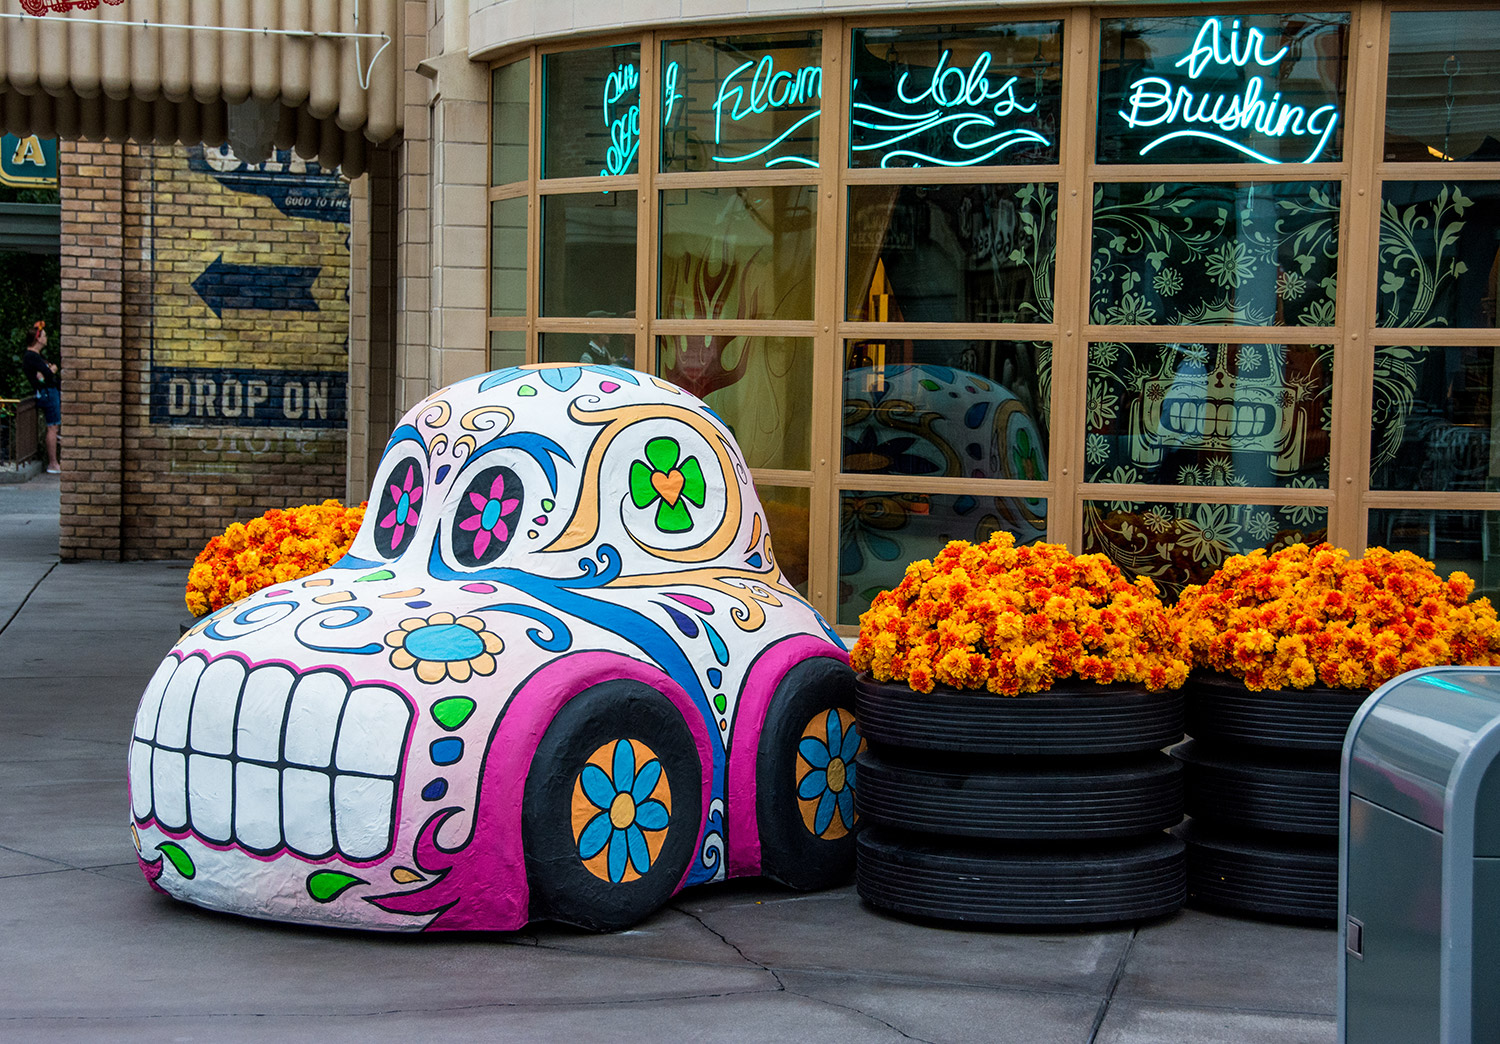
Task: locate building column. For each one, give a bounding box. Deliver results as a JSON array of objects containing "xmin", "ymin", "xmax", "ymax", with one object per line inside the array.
[{"xmin": 58, "ymin": 140, "xmax": 125, "ymax": 561}]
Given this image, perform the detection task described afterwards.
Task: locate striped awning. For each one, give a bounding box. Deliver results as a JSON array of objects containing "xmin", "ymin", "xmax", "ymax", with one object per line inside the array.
[{"xmin": 0, "ymin": 0, "xmax": 401, "ymax": 176}]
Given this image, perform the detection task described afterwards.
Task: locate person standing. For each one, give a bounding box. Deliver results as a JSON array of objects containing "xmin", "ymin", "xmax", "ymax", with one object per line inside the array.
[{"xmin": 20, "ymin": 320, "xmax": 60, "ymax": 474}]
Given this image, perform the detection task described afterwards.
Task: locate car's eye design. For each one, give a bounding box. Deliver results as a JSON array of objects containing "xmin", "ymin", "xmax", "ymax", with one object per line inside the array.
[
  {"xmin": 375, "ymin": 455, "xmax": 425, "ymax": 558},
  {"xmin": 452, "ymin": 464, "xmax": 523, "ymax": 567}
]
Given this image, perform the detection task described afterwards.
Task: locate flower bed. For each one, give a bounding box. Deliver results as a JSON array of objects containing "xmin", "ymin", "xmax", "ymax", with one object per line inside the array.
[{"xmin": 185, "ymin": 500, "xmax": 365, "ymax": 616}]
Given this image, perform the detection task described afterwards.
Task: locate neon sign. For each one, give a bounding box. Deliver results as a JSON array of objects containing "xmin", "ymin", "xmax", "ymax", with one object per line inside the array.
[
  {"xmin": 1112, "ymin": 17, "xmax": 1342, "ymax": 165},
  {"xmin": 601, "ymin": 62, "xmax": 640, "ymax": 177},
  {"xmin": 660, "ymin": 56, "xmax": 822, "ymax": 168},
  {"xmin": 850, "ymin": 49, "xmax": 1050, "ymax": 167}
]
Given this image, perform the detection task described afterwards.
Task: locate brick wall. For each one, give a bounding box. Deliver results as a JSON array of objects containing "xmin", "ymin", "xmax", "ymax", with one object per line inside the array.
[{"xmin": 58, "ymin": 140, "xmax": 355, "ymax": 562}]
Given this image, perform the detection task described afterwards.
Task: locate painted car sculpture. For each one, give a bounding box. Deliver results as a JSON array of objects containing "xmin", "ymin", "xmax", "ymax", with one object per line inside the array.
[{"xmin": 128, "ymin": 364, "xmax": 859, "ymax": 931}]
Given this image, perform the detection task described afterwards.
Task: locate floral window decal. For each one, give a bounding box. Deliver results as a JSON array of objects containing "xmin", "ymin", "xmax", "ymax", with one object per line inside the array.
[
  {"xmin": 454, "ymin": 466, "xmax": 524, "ymax": 568},
  {"xmin": 629, "ymin": 437, "xmax": 707, "ymax": 533},
  {"xmin": 375, "ymin": 456, "xmax": 424, "ymax": 558}
]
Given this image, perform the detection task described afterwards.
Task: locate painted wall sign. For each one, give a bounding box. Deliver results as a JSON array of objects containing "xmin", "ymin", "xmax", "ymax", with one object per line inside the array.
[
  {"xmin": 0, "ymin": 134, "xmax": 57, "ymax": 188},
  {"xmin": 150, "ymin": 367, "xmax": 347, "ymax": 428},
  {"xmin": 187, "ymin": 146, "xmax": 349, "ymax": 222},
  {"xmin": 1098, "ymin": 14, "xmax": 1349, "ymax": 165},
  {"xmin": 191, "ymin": 255, "xmax": 321, "ymax": 319}
]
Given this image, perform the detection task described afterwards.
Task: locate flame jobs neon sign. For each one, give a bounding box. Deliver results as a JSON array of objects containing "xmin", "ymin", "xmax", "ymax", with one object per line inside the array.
[
  {"xmin": 1113, "ymin": 17, "xmax": 1342, "ymax": 164},
  {"xmin": 601, "ymin": 63, "xmax": 641, "ymax": 177},
  {"xmin": 851, "ymin": 49, "xmax": 1050, "ymax": 167},
  {"xmin": 662, "ymin": 56, "xmax": 823, "ymax": 168}
]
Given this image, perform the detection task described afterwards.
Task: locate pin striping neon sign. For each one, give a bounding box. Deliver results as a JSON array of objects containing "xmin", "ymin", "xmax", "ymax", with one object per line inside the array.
[{"xmin": 1114, "ymin": 17, "xmax": 1341, "ymax": 164}]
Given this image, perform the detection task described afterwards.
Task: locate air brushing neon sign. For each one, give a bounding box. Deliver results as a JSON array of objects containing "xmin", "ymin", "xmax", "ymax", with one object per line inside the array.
[
  {"xmin": 601, "ymin": 62, "xmax": 640, "ymax": 176},
  {"xmin": 662, "ymin": 56, "xmax": 823, "ymax": 168},
  {"xmin": 1113, "ymin": 17, "xmax": 1341, "ymax": 164},
  {"xmin": 850, "ymin": 49, "xmax": 1051, "ymax": 167}
]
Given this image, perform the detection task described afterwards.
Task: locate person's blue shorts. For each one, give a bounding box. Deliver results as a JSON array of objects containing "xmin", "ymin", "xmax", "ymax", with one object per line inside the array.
[{"xmin": 36, "ymin": 388, "xmax": 60, "ymax": 426}]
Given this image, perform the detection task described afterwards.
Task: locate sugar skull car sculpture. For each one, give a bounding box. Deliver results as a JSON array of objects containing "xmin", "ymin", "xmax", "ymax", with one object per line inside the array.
[{"xmin": 128, "ymin": 364, "xmax": 858, "ymax": 931}]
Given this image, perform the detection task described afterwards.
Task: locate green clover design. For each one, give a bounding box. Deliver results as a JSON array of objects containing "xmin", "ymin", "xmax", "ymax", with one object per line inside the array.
[{"xmin": 629, "ymin": 437, "xmax": 706, "ymax": 533}]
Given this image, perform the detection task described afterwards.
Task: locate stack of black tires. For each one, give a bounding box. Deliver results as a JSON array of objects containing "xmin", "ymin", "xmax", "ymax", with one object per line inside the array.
[
  {"xmin": 853, "ymin": 677, "xmax": 1188, "ymax": 927},
  {"xmin": 1170, "ymin": 673, "xmax": 1369, "ymax": 924}
]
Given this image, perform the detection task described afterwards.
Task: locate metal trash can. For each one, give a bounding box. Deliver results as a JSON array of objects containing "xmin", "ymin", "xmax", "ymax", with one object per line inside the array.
[{"xmin": 1340, "ymin": 666, "xmax": 1500, "ymax": 1044}]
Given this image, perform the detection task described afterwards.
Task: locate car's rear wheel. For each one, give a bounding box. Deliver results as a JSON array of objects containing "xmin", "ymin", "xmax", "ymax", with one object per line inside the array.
[
  {"xmin": 522, "ymin": 680, "xmax": 703, "ymax": 931},
  {"xmin": 756, "ymin": 657, "xmax": 862, "ymax": 890}
]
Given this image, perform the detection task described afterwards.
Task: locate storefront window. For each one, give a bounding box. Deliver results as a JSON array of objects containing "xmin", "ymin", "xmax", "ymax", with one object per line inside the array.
[
  {"xmin": 840, "ymin": 490, "xmax": 1047, "ymax": 624},
  {"xmin": 543, "ymin": 45, "xmax": 641, "ymax": 179},
  {"xmin": 1371, "ymin": 344, "xmax": 1499, "ymax": 491},
  {"xmin": 1370, "ymin": 509, "xmax": 1500, "ymax": 602},
  {"xmin": 1092, "ymin": 182, "xmax": 1339, "ymax": 326},
  {"xmin": 842, "ymin": 341, "xmax": 1049, "ymax": 480},
  {"xmin": 1378, "ymin": 182, "xmax": 1500, "ymax": 329},
  {"xmin": 1085, "ymin": 342, "xmax": 1331, "ymax": 489},
  {"xmin": 492, "ymin": 59, "xmax": 529, "ymax": 185},
  {"xmin": 540, "ymin": 191, "xmax": 637, "ymax": 318},
  {"xmin": 538, "ymin": 332, "xmax": 635, "ymax": 367},
  {"xmin": 1084, "ymin": 499, "xmax": 1326, "ymax": 600},
  {"xmin": 659, "ymin": 186, "xmax": 816, "ymax": 321},
  {"xmin": 848, "ymin": 22, "xmax": 1063, "ymax": 168},
  {"xmin": 759, "ymin": 484, "xmax": 811, "ymax": 596},
  {"xmin": 490, "ymin": 197, "xmax": 526, "ymax": 317},
  {"xmin": 1097, "ymin": 13, "xmax": 1349, "ymax": 165},
  {"xmin": 1385, "ymin": 12, "xmax": 1500, "ymax": 163},
  {"xmin": 660, "ymin": 31, "xmax": 822, "ymax": 172},
  {"xmin": 847, "ymin": 183, "xmax": 1057, "ymax": 324},
  {"xmin": 489, "ymin": 330, "xmax": 525, "ymax": 370},
  {"xmin": 658, "ymin": 336, "xmax": 812, "ymax": 471}
]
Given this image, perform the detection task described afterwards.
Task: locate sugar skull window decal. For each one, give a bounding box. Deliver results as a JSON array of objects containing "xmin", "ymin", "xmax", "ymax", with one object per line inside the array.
[
  {"xmin": 374, "ymin": 453, "xmax": 425, "ymax": 559},
  {"xmin": 452, "ymin": 464, "xmax": 524, "ymax": 567}
]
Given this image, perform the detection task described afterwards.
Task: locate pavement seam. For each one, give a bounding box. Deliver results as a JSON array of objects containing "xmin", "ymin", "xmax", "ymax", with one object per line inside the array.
[
  {"xmin": 1087, "ymin": 926, "xmax": 1136, "ymax": 1044},
  {"xmin": 0, "ymin": 560, "xmax": 56, "ymax": 637}
]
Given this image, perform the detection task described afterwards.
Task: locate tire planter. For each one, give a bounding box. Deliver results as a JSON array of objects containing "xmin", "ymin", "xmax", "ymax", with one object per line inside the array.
[
  {"xmin": 1173, "ymin": 820, "xmax": 1338, "ymax": 925},
  {"xmin": 1170, "ymin": 740, "xmax": 1339, "ymax": 836},
  {"xmin": 1185, "ymin": 672, "xmax": 1370, "ymax": 752},
  {"xmin": 853, "ymin": 674, "xmax": 1186, "ymax": 928}
]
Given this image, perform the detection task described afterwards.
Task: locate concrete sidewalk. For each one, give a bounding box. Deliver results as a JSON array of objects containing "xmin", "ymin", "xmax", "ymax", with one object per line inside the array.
[{"xmin": 0, "ymin": 477, "xmax": 1337, "ymax": 1043}]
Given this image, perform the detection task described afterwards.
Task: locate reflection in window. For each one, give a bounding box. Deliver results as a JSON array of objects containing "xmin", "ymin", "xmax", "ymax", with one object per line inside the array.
[
  {"xmin": 1370, "ymin": 510, "xmax": 1500, "ymax": 604},
  {"xmin": 840, "ymin": 490, "xmax": 1046, "ymax": 625},
  {"xmin": 659, "ymin": 186, "xmax": 816, "ymax": 321},
  {"xmin": 1378, "ymin": 183, "xmax": 1500, "ymax": 328},
  {"xmin": 489, "ymin": 330, "xmax": 525, "ymax": 371},
  {"xmin": 842, "ymin": 342, "xmax": 1049, "ymax": 480},
  {"xmin": 1097, "ymin": 14, "xmax": 1348, "ymax": 165},
  {"xmin": 1084, "ymin": 499, "xmax": 1326, "ymax": 601},
  {"xmin": 491, "ymin": 197, "xmax": 527, "ymax": 317},
  {"xmin": 658, "ymin": 336, "xmax": 812, "ymax": 470},
  {"xmin": 541, "ymin": 191, "xmax": 637, "ymax": 318},
  {"xmin": 1092, "ymin": 183, "xmax": 1339, "ymax": 327},
  {"xmin": 847, "ymin": 183, "xmax": 1056, "ymax": 323},
  {"xmin": 492, "ymin": 60, "xmax": 530, "ymax": 185},
  {"xmin": 1371, "ymin": 344, "xmax": 1499, "ymax": 491},
  {"xmin": 660, "ymin": 32, "xmax": 822, "ymax": 172},
  {"xmin": 849, "ymin": 22, "xmax": 1062, "ymax": 168},
  {"xmin": 757, "ymin": 484, "xmax": 811, "ymax": 596},
  {"xmin": 543, "ymin": 45, "xmax": 641, "ymax": 179},
  {"xmin": 538, "ymin": 332, "xmax": 635, "ymax": 367},
  {"xmin": 1385, "ymin": 13, "xmax": 1500, "ymax": 163},
  {"xmin": 1086, "ymin": 342, "xmax": 1332, "ymax": 489}
]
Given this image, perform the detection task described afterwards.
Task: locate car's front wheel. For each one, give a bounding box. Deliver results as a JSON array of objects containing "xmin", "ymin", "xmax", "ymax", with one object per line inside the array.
[{"xmin": 522, "ymin": 680, "xmax": 703, "ymax": 931}]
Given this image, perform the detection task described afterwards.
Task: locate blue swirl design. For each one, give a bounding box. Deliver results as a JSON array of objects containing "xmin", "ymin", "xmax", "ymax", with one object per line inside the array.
[
  {"xmin": 700, "ymin": 798, "xmax": 726, "ymax": 878},
  {"xmin": 474, "ymin": 602, "xmax": 573, "ymax": 652},
  {"xmin": 203, "ymin": 600, "xmax": 298, "ymax": 642},
  {"xmin": 468, "ymin": 430, "xmax": 571, "ymax": 497},
  {"xmin": 851, "ymin": 101, "xmax": 1051, "ymax": 167},
  {"xmin": 381, "ymin": 424, "xmax": 427, "ymax": 456},
  {"xmin": 293, "ymin": 607, "xmax": 384, "ymax": 656}
]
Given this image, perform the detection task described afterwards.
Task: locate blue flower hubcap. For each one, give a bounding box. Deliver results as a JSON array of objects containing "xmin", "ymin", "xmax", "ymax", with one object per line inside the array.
[
  {"xmin": 796, "ymin": 708, "xmax": 862, "ymax": 839},
  {"xmin": 572, "ymin": 738, "xmax": 673, "ymax": 884}
]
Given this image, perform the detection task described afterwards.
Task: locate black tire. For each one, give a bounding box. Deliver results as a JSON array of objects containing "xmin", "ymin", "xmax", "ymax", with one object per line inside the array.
[
  {"xmin": 1174, "ymin": 819, "xmax": 1338, "ymax": 925},
  {"xmin": 756, "ymin": 657, "xmax": 862, "ymax": 891},
  {"xmin": 855, "ymin": 674, "xmax": 1184, "ymax": 756},
  {"xmin": 856, "ymin": 828, "xmax": 1185, "ymax": 927},
  {"xmin": 1185, "ymin": 672, "xmax": 1370, "ymax": 752},
  {"xmin": 857, "ymin": 750, "xmax": 1183, "ymax": 840},
  {"xmin": 522, "ymin": 680, "xmax": 703, "ymax": 931},
  {"xmin": 1171, "ymin": 740, "xmax": 1340, "ymax": 836}
]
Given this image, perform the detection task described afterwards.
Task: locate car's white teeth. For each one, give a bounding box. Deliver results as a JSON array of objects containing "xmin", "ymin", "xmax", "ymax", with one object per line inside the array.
[
  {"xmin": 190, "ymin": 658, "xmax": 244, "ymax": 755},
  {"xmin": 283, "ymin": 672, "xmax": 347, "ymax": 768},
  {"xmin": 188, "ymin": 754, "xmax": 234, "ymax": 842},
  {"xmin": 133, "ymin": 654, "xmax": 413, "ymax": 864}
]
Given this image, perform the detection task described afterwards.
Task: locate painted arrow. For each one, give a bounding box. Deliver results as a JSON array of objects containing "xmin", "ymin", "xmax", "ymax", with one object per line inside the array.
[{"xmin": 191, "ymin": 255, "xmax": 321, "ymax": 319}]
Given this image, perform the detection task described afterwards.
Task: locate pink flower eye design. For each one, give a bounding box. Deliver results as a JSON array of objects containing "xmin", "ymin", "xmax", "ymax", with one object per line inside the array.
[
  {"xmin": 454, "ymin": 465, "xmax": 524, "ymax": 567},
  {"xmin": 375, "ymin": 457, "xmax": 424, "ymax": 557}
]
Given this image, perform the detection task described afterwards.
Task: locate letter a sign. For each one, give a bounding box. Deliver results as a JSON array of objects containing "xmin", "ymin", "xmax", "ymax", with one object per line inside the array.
[{"xmin": 0, "ymin": 134, "xmax": 58, "ymax": 189}]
